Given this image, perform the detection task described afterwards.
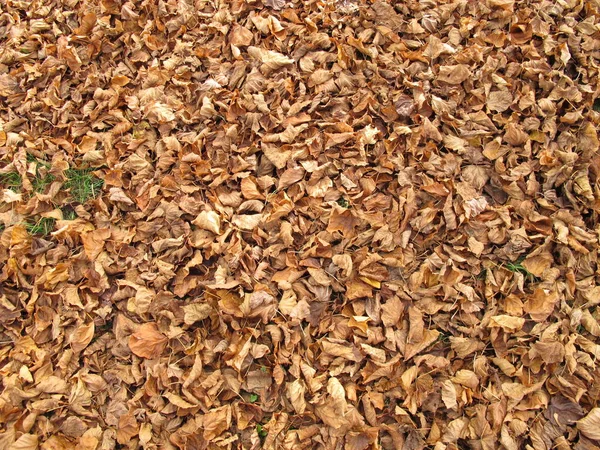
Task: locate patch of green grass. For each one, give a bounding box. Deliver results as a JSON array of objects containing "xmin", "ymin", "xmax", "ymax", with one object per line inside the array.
[
  {"xmin": 64, "ymin": 168, "xmax": 104, "ymax": 203},
  {"xmin": 33, "ymin": 172, "xmax": 55, "ymax": 193},
  {"xmin": 62, "ymin": 208, "xmax": 78, "ymax": 220},
  {"xmin": 25, "ymin": 156, "xmax": 56, "ymax": 194},
  {"xmin": 26, "ymin": 217, "xmax": 55, "ymax": 235},
  {"xmin": 504, "ymin": 257, "xmax": 539, "ymax": 283},
  {"xmin": 256, "ymin": 424, "xmax": 267, "ymax": 439},
  {"xmin": 337, "ymin": 197, "xmax": 351, "ymax": 208},
  {"xmin": 0, "ymin": 172, "xmax": 23, "ymax": 191},
  {"xmin": 249, "ymin": 393, "xmax": 259, "ymax": 403},
  {"xmin": 437, "ymin": 331, "xmax": 451, "ymax": 345}
]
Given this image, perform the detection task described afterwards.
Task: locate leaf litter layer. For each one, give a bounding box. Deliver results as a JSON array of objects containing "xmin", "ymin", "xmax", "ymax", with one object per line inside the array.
[{"xmin": 1, "ymin": 0, "xmax": 600, "ymax": 449}]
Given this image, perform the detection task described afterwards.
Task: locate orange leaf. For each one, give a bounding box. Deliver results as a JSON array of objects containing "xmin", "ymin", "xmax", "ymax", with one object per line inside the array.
[{"xmin": 128, "ymin": 323, "xmax": 168, "ymax": 359}]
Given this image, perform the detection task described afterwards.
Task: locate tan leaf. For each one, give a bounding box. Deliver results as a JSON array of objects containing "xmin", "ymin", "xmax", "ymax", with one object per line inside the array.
[
  {"xmin": 307, "ymin": 267, "xmax": 331, "ymax": 286},
  {"xmin": 117, "ymin": 411, "xmax": 138, "ymax": 445},
  {"xmin": 449, "ymin": 337, "xmax": 485, "ymax": 358},
  {"xmin": 192, "ymin": 210, "xmax": 221, "ymax": 234},
  {"xmin": 144, "ymin": 102, "xmax": 175, "ymax": 124},
  {"xmin": 521, "ymin": 254, "xmax": 553, "ymax": 277},
  {"xmin": 247, "ymin": 46, "xmax": 295, "ymax": 69},
  {"xmin": 442, "ymin": 417, "xmax": 469, "ymax": 443},
  {"xmin": 503, "ymin": 123, "xmax": 528, "ymax": 146},
  {"xmin": 524, "ymin": 288, "xmax": 559, "ymax": 322},
  {"xmin": 332, "ymin": 254, "xmax": 353, "ymax": 277},
  {"xmin": 573, "ymin": 169, "xmax": 595, "ymax": 202},
  {"xmin": 327, "ymin": 377, "xmax": 347, "ymax": 413},
  {"xmin": 327, "ymin": 207, "xmax": 358, "ymax": 237},
  {"xmin": 577, "ymin": 408, "xmax": 600, "ymax": 440},
  {"xmin": 262, "ymin": 143, "xmax": 291, "ymax": 169},
  {"xmin": 128, "ymin": 323, "xmax": 168, "ymax": 359},
  {"xmin": 239, "ymin": 291, "xmax": 276, "ymax": 323},
  {"xmin": 232, "ymin": 214, "xmax": 263, "ymax": 230},
  {"xmin": 404, "ymin": 329, "xmax": 440, "ymax": 360},
  {"xmin": 451, "ymin": 370, "xmax": 479, "ymax": 389},
  {"xmin": 321, "ymin": 339, "xmax": 363, "ymax": 362},
  {"xmin": 164, "ymin": 392, "xmax": 198, "ymax": 409},
  {"xmin": 509, "ymin": 23, "xmax": 532, "ymax": 44},
  {"xmin": 407, "ymin": 306, "xmax": 424, "ymax": 344},
  {"xmin": 183, "ymin": 303, "xmax": 213, "ymax": 325},
  {"xmin": 108, "ymin": 187, "xmax": 133, "ymax": 205},
  {"xmin": 2, "ymin": 189, "xmax": 22, "ymax": 203},
  {"xmin": 529, "ymin": 340, "xmax": 564, "ymax": 364},
  {"xmin": 37, "ymin": 376, "xmax": 69, "ymax": 394},
  {"xmin": 578, "ymin": 121, "xmax": 599, "ymax": 154},
  {"xmin": 483, "ymin": 138, "xmax": 510, "ymax": 160},
  {"xmin": 467, "ymin": 237, "xmax": 484, "ymax": 257},
  {"xmin": 241, "ymin": 177, "xmax": 264, "ymax": 200},
  {"xmin": 139, "ymin": 423, "xmax": 152, "ymax": 446},
  {"xmin": 70, "ymin": 322, "xmax": 95, "ymax": 353},
  {"xmin": 286, "ymin": 379, "xmax": 306, "ymax": 414},
  {"xmin": 265, "ymin": 0, "xmax": 286, "ymax": 10},
  {"xmin": 381, "ymin": 296, "xmax": 402, "ymax": 327},
  {"xmin": 230, "ymin": 25, "xmax": 253, "ymax": 46},
  {"xmin": 202, "ymin": 405, "xmax": 232, "ymax": 440},
  {"xmin": 441, "ymin": 380, "xmax": 458, "ymax": 410},
  {"xmin": 437, "ymin": 64, "xmax": 471, "ymax": 84},
  {"xmin": 10, "ymin": 433, "xmax": 38, "ymax": 450},
  {"xmin": 75, "ymin": 12, "xmax": 97, "ymax": 35},
  {"xmin": 487, "ymin": 90, "xmax": 513, "ymax": 112},
  {"xmin": 489, "ymin": 315, "xmax": 526, "ymax": 332},
  {"xmin": 308, "ymin": 69, "xmax": 333, "ymax": 87},
  {"xmin": 277, "ymin": 166, "xmax": 305, "ymax": 189},
  {"xmin": 346, "ymin": 279, "xmax": 373, "ymax": 300},
  {"xmin": 81, "ymin": 228, "xmax": 111, "ymax": 260},
  {"xmin": 110, "ymin": 75, "xmax": 130, "ymax": 88},
  {"xmin": 464, "ymin": 196, "xmax": 488, "ymax": 218}
]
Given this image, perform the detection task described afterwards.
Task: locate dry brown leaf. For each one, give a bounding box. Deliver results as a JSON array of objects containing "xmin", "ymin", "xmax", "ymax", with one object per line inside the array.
[
  {"xmin": 117, "ymin": 411, "xmax": 139, "ymax": 445},
  {"xmin": 183, "ymin": 303, "xmax": 213, "ymax": 325},
  {"xmin": 521, "ymin": 254, "xmax": 553, "ymax": 277},
  {"xmin": 70, "ymin": 322, "xmax": 95, "ymax": 353},
  {"xmin": 577, "ymin": 408, "xmax": 600, "ymax": 440},
  {"xmin": 437, "ymin": 65, "xmax": 471, "ymax": 84},
  {"xmin": 487, "ymin": 90, "xmax": 513, "ymax": 112},
  {"xmin": 128, "ymin": 323, "xmax": 168, "ymax": 359},
  {"xmin": 286, "ymin": 379, "xmax": 307, "ymax": 414},
  {"xmin": 441, "ymin": 380, "xmax": 458, "ymax": 410},
  {"xmin": 489, "ymin": 315, "xmax": 525, "ymax": 332},
  {"xmin": 247, "ymin": 46, "xmax": 295, "ymax": 69},
  {"xmin": 203, "ymin": 405, "xmax": 232, "ymax": 440},
  {"xmin": 230, "ymin": 25, "xmax": 253, "ymax": 46},
  {"xmin": 232, "ymin": 214, "xmax": 263, "ymax": 230},
  {"xmin": 524, "ymin": 288, "xmax": 559, "ymax": 322},
  {"xmin": 10, "ymin": 434, "xmax": 38, "ymax": 450},
  {"xmin": 192, "ymin": 210, "xmax": 221, "ymax": 234},
  {"xmin": 108, "ymin": 187, "xmax": 134, "ymax": 205},
  {"xmin": 1, "ymin": 0, "xmax": 599, "ymax": 447}
]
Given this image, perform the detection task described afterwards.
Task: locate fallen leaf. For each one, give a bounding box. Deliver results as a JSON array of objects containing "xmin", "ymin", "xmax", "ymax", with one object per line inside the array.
[
  {"xmin": 70, "ymin": 322, "xmax": 95, "ymax": 353},
  {"xmin": 247, "ymin": 46, "xmax": 294, "ymax": 69},
  {"xmin": 128, "ymin": 323, "xmax": 168, "ymax": 359},
  {"xmin": 577, "ymin": 408, "xmax": 600, "ymax": 440},
  {"xmin": 192, "ymin": 210, "xmax": 221, "ymax": 234}
]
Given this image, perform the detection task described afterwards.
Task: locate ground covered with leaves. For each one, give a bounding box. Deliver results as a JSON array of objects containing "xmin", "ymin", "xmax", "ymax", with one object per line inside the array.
[{"xmin": 2, "ymin": 0, "xmax": 600, "ymax": 448}]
